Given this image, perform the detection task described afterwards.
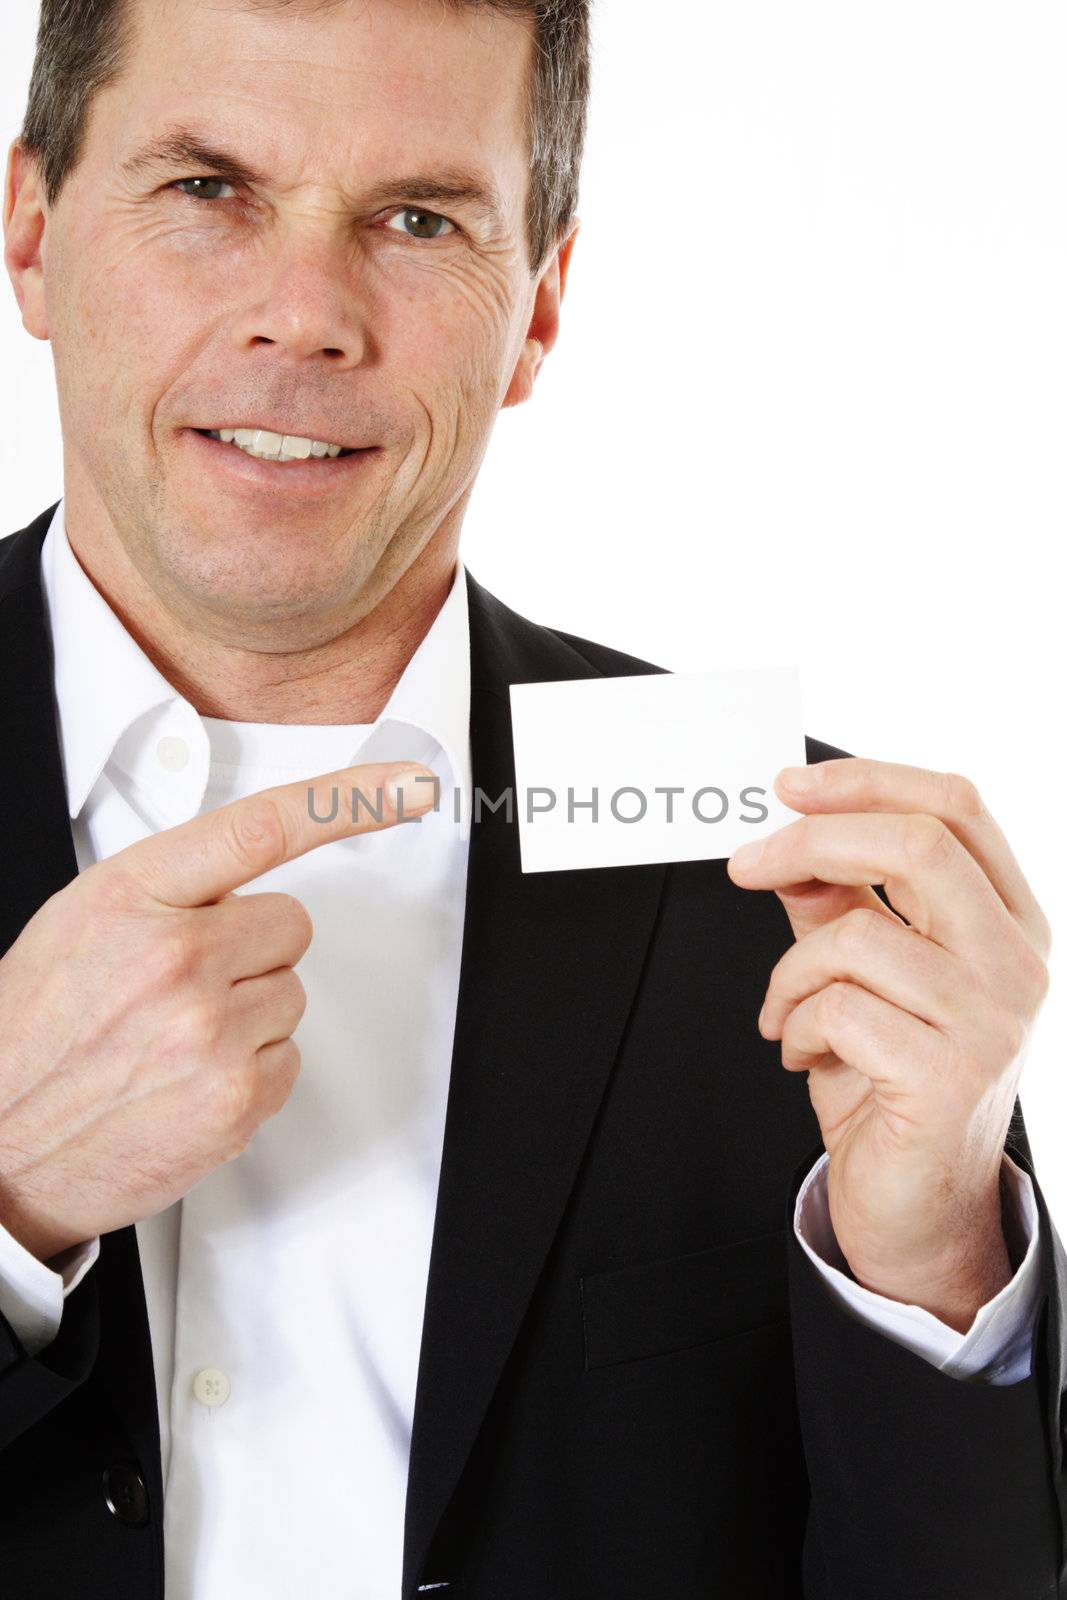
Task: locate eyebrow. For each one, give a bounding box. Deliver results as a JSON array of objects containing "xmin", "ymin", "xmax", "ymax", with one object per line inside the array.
[{"xmin": 118, "ymin": 125, "xmax": 508, "ymax": 228}]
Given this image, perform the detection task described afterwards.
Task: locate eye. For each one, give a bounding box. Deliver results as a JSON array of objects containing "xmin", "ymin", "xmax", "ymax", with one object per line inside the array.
[
  {"xmin": 385, "ymin": 207, "xmax": 457, "ymax": 241},
  {"xmin": 172, "ymin": 177, "xmax": 238, "ymax": 202}
]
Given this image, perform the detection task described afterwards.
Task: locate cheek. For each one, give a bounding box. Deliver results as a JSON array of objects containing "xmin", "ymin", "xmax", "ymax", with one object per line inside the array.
[
  {"xmin": 388, "ymin": 262, "xmax": 520, "ymax": 433},
  {"xmin": 49, "ymin": 211, "xmax": 215, "ymax": 438}
]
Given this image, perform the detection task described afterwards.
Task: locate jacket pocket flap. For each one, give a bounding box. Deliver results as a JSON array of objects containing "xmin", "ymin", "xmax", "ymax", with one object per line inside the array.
[{"xmin": 580, "ymin": 1228, "xmax": 789, "ymax": 1370}]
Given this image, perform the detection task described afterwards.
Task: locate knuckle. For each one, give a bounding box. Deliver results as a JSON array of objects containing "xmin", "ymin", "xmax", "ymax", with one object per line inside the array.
[
  {"xmin": 780, "ymin": 1007, "xmax": 817, "ymax": 1068},
  {"xmin": 833, "ymin": 907, "xmax": 884, "ymax": 960},
  {"xmin": 941, "ymin": 771, "xmax": 985, "ymax": 821},
  {"xmin": 1037, "ymin": 955, "xmax": 1053, "ymax": 1004},
  {"xmin": 264, "ymin": 968, "xmax": 306, "ymax": 1027},
  {"xmin": 995, "ymin": 1004, "xmax": 1029, "ymax": 1062},
  {"xmin": 902, "ymin": 813, "xmax": 953, "ymax": 869},
  {"xmin": 1018, "ymin": 939, "xmax": 1051, "ymax": 1008},
  {"xmin": 223, "ymin": 800, "xmax": 289, "ymax": 877},
  {"xmin": 273, "ymin": 1038, "xmax": 302, "ymax": 1094},
  {"xmin": 146, "ymin": 924, "xmax": 200, "ymax": 987},
  {"xmin": 281, "ymin": 894, "xmax": 314, "ymax": 952},
  {"xmin": 278, "ymin": 1037, "xmax": 302, "ymax": 1080},
  {"xmin": 221, "ymin": 1128, "xmax": 253, "ymax": 1164},
  {"xmin": 212, "ymin": 1064, "xmax": 258, "ymax": 1135},
  {"xmin": 285, "ymin": 970, "xmax": 309, "ymax": 1021},
  {"xmin": 818, "ymin": 980, "xmax": 854, "ymax": 1024},
  {"xmin": 177, "ymin": 994, "xmax": 225, "ymax": 1055},
  {"xmin": 258, "ymin": 1040, "xmax": 302, "ymax": 1119},
  {"xmin": 847, "ymin": 759, "xmax": 877, "ymax": 795}
]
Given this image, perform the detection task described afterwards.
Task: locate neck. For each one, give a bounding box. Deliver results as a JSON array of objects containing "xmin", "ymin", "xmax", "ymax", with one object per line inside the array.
[{"xmin": 59, "ymin": 500, "xmax": 462, "ymax": 727}]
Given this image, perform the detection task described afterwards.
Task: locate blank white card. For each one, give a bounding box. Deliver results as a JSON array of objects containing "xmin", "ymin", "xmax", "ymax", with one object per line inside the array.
[{"xmin": 508, "ymin": 667, "xmax": 807, "ymax": 874}]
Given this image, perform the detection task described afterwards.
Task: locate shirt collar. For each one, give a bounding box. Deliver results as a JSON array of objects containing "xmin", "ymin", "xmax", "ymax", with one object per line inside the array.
[{"xmin": 39, "ymin": 499, "xmax": 472, "ymax": 837}]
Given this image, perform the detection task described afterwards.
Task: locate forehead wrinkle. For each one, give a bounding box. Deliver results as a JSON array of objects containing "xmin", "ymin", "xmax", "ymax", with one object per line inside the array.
[
  {"xmin": 108, "ymin": 7, "xmax": 533, "ymax": 239},
  {"xmin": 119, "ymin": 40, "xmax": 516, "ymax": 163}
]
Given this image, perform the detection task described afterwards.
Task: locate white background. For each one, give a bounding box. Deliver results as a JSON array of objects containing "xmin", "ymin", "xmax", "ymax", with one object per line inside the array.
[{"xmin": 2, "ymin": 5, "xmax": 1065, "ymax": 1228}]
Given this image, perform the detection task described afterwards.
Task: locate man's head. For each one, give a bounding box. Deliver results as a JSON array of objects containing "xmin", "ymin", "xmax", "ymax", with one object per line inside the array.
[{"xmin": 3, "ymin": 0, "xmax": 589, "ymax": 651}]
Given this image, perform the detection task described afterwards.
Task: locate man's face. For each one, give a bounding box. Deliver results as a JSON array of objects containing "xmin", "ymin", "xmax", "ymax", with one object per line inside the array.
[{"xmin": 5, "ymin": 0, "xmax": 564, "ymax": 645}]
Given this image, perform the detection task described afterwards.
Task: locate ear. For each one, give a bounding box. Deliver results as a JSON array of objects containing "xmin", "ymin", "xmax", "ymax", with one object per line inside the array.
[
  {"xmin": 502, "ymin": 219, "xmax": 580, "ymax": 410},
  {"xmin": 4, "ymin": 141, "xmax": 50, "ymax": 341}
]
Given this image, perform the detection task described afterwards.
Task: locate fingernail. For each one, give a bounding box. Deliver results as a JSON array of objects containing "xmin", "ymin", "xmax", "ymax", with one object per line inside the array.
[
  {"xmin": 730, "ymin": 837, "xmax": 766, "ymax": 872},
  {"xmin": 779, "ymin": 765, "xmax": 815, "ymax": 791},
  {"xmin": 386, "ymin": 767, "xmax": 437, "ymax": 814}
]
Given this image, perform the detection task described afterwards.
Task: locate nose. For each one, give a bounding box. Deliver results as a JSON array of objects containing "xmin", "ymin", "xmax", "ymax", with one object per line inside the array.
[{"xmin": 230, "ymin": 236, "xmax": 372, "ymax": 369}]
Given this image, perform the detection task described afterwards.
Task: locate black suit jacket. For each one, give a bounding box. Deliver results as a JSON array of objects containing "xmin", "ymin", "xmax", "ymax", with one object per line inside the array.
[{"xmin": 0, "ymin": 502, "xmax": 1065, "ymax": 1599}]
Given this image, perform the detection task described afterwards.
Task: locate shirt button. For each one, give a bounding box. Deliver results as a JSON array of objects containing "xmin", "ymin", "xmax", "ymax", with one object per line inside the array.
[
  {"xmin": 192, "ymin": 1367, "xmax": 231, "ymax": 1408},
  {"xmin": 156, "ymin": 735, "xmax": 191, "ymax": 772},
  {"xmin": 102, "ymin": 1463, "xmax": 150, "ymax": 1526}
]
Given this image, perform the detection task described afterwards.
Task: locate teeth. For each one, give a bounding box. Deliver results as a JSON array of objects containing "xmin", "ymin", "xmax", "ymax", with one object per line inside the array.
[
  {"xmin": 206, "ymin": 428, "xmax": 352, "ymax": 462},
  {"xmin": 252, "ymin": 429, "xmax": 283, "ymax": 459}
]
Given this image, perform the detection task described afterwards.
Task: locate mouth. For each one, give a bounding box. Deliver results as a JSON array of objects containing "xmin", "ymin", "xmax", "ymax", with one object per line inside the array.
[
  {"xmin": 194, "ymin": 425, "xmax": 364, "ymax": 459},
  {"xmin": 182, "ymin": 426, "xmax": 380, "ymax": 496}
]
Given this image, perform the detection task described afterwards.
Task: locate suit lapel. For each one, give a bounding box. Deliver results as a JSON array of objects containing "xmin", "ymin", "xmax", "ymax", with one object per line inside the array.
[
  {"xmin": 0, "ymin": 504, "xmax": 80, "ymax": 956},
  {"xmin": 401, "ymin": 574, "xmax": 668, "ymax": 1596},
  {"xmin": 0, "ymin": 504, "xmax": 165, "ymax": 1523},
  {"xmin": 1, "ymin": 509, "xmax": 668, "ymax": 1595}
]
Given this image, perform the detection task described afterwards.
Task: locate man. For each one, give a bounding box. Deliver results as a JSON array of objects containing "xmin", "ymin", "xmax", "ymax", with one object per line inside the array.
[{"xmin": 0, "ymin": 1, "xmax": 1062, "ymax": 1596}]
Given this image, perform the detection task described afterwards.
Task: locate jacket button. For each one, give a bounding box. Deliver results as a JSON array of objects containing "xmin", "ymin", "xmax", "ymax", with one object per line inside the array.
[{"xmin": 102, "ymin": 1464, "xmax": 149, "ymax": 1526}]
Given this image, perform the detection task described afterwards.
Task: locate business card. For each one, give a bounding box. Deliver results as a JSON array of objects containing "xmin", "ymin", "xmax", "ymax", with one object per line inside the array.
[{"xmin": 508, "ymin": 667, "xmax": 806, "ymax": 873}]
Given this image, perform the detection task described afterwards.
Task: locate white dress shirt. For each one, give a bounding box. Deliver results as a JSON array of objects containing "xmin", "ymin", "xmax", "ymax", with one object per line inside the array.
[{"xmin": 0, "ymin": 500, "xmax": 1043, "ymax": 1595}]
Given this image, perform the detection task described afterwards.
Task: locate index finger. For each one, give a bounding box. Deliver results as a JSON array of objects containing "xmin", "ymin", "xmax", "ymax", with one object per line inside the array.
[
  {"xmin": 774, "ymin": 758, "xmax": 1052, "ymax": 958},
  {"xmin": 110, "ymin": 761, "xmax": 438, "ymax": 908},
  {"xmin": 727, "ymin": 809, "xmax": 1010, "ymax": 960}
]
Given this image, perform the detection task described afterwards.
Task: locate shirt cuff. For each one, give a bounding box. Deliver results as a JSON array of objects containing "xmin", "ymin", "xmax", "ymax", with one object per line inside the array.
[
  {"xmin": 793, "ymin": 1150, "xmax": 1040, "ymax": 1384},
  {"xmin": 0, "ymin": 1221, "xmax": 101, "ymax": 1357}
]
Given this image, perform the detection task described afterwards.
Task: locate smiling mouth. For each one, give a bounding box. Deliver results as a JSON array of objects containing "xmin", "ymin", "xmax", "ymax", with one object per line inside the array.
[{"xmin": 194, "ymin": 427, "xmax": 362, "ymax": 462}]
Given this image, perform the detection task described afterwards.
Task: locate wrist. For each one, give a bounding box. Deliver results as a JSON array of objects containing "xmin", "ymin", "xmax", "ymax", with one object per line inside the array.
[
  {"xmin": 846, "ymin": 1193, "xmax": 1015, "ymax": 1332},
  {"xmin": 849, "ymin": 1234, "xmax": 1014, "ymax": 1333},
  {"xmin": 44, "ymin": 1239, "xmax": 94, "ymax": 1277},
  {"xmin": 0, "ymin": 1191, "xmax": 74, "ymax": 1268}
]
